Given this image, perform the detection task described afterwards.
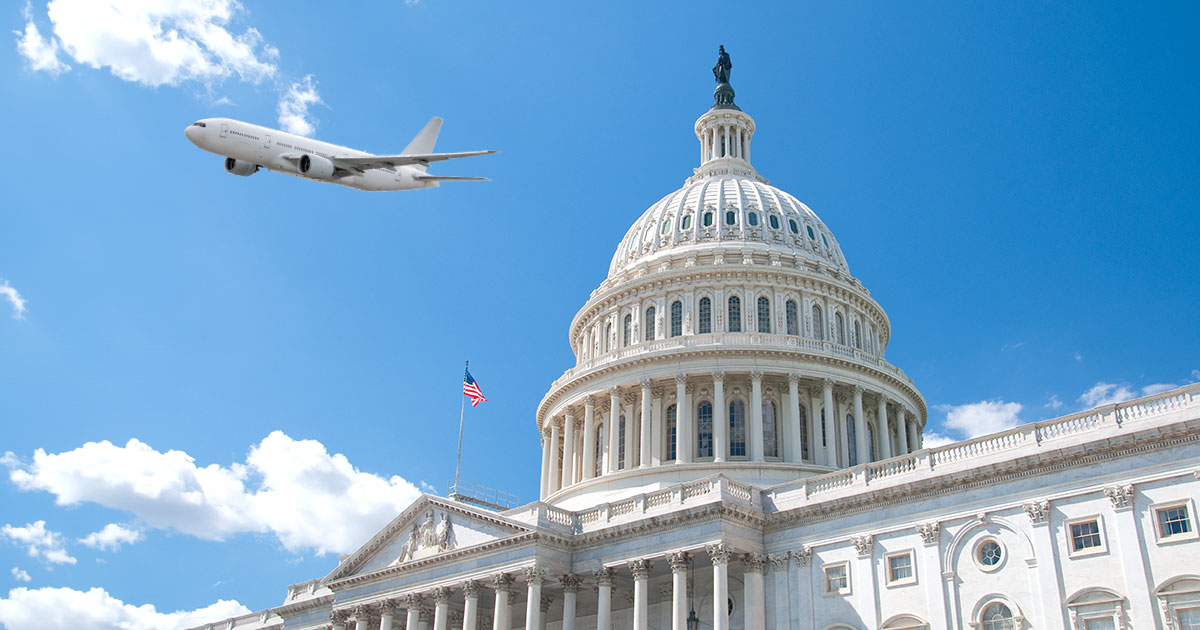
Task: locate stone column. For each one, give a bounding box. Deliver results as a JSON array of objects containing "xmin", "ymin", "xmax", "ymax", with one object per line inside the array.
[
  {"xmin": 908, "ymin": 416, "xmax": 921, "ymax": 450},
  {"xmin": 539, "ymin": 596, "xmax": 552, "ymax": 630},
  {"xmin": 582, "ymin": 396, "xmax": 596, "ymax": 480},
  {"xmin": 713, "ymin": 372, "xmax": 727, "ymax": 462},
  {"xmin": 668, "ymin": 552, "xmax": 691, "ymax": 630},
  {"xmin": 1103, "ymin": 485, "xmax": 1156, "ymax": 629},
  {"xmin": 675, "ymin": 375, "xmax": 691, "ymax": 463},
  {"xmin": 433, "ymin": 587, "xmax": 452, "ymax": 630},
  {"xmin": 707, "ymin": 543, "xmax": 733, "ymax": 630},
  {"xmin": 524, "ymin": 565, "xmax": 545, "ymax": 630},
  {"xmin": 640, "ymin": 379, "xmax": 653, "ymax": 468},
  {"xmin": 607, "ymin": 388, "xmax": 621, "ymax": 474},
  {"xmin": 462, "ymin": 581, "xmax": 480, "ymax": 630},
  {"xmin": 1023, "ymin": 504, "xmax": 1066, "ymax": 628},
  {"xmin": 897, "ymin": 407, "xmax": 910, "ymax": 455},
  {"xmin": 750, "ymin": 372, "xmax": 765, "ymax": 461},
  {"xmin": 768, "ymin": 554, "xmax": 790, "ymax": 630},
  {"xmin": 539, "ymin": 431, "xmax": 551, "ymax": 499},
  {"xmin": 822, "ymin": 379, "xmax": 837, "ymax": 467},
  {"xmin": 852, "ymin": 386, "xmax": 867, "ymax": 465},
  {"xmin": 808, "ymin": 387, "xmax": 822, "ymax": 465},
  {"xmin": 560, "ymin": 575, "xmax": 582, "ymax": 630},
  {"xmin": 381, "ymin": 601, "xmax": 397, "ymax": 630},
  {"xmin": 561, "ymin": 410, "xmax": 575, "ymax": 490},
  {"xmin": 595, "ymin": 568, "xmax": 615, "ymax": 630},
  {"xmin": 916, "ymin": 523, "xmax": 949, "ymax": 629},
  {"xmin": 331, "ymin": 611, "xmax": 347, "ymax": 630},
  {"xmin": 623, "ymin": 393, "xmax": 636, "ymax": 470},
  {"xmin": 354, "ymin": 607, "xmax": 379, "ymax": 630},
  {"xmin": 548, "ymin": 419, "xmax": 561, "ymax": 494},
  {"xmin": 742, "ymin": 553, "xmax": 766, "ymax": 630},
  {"xmin": 630, "ymin": 559, "xmax": 653, "ymax": 630},
  {"xmin": 419, "ymin": 607, "xmax": 432, "ymax": 630},
  {"xmin": 786, "ymin": 375, "xmax": 802, "ymax": 463},
  {"xmin": 404, "ymin": 595, "xmax": 424, "ymax": 630},
  {"xmin": 877, "ymin": 395, "xmax": 892, "ymax": 460},
  {"xmin": 491, "ymin": 574, "xmax": 513, "ymax": 630}
]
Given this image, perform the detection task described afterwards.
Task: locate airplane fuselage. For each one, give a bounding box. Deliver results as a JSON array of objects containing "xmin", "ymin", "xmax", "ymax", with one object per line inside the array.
[{"xmin": 185, "ymin": 118, "xmax": 437, "ymax": 192}]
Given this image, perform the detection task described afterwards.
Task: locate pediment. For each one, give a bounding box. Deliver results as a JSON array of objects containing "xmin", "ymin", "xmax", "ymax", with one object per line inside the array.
[{"xmin": 326, "ymin": 495, "xmax": 533, "ymax": 581}]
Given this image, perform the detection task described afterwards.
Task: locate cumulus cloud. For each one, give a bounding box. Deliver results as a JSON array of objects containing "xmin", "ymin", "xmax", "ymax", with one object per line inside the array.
[
  {"xmin": 1078, "ymin": 382, "xmax": 1137, "ymax": 407},
  {"xmin": 10, "ymin": 567, "xmax": 31, "ymax": 583},
  {"xmin": 78, "ymin": 524, "xmax": 143, "ymax": 552},
  {"xmin": 1045, "ymin": 394, "xmax": 1063, "ymax": 410},
  {"xmin": 920, "ymin": 431, "xmax": 957, "ymax": 448},
  {"xmin": 0, "ymin": 522, "xmax": 76, "ymax": 565},
  {"xmin": 938, "ymin": 400, "xmax": 1023, "ymax": 439},
  {"xmin": 0, "ymin": 280, "xmax": 27, "ymax": 319},
  {"xmin": 277, "ymin": 74, "xmax": 321, "ymax": 136},
  {"xmin": 14, "ymin": 3, "xmax": 69, "ymax": 75},
  {"xmin": 0, "ymin": 586, "xmax": 249, "ymax": 630},
  {"xmin": 5, "ymin": 431, "xmax": 421, "ymax": 555}
]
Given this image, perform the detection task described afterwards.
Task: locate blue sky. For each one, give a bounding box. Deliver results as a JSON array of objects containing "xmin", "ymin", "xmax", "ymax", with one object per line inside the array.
[{"xmin": 1, "ymin": 1, "xmax": 1198, "ymax": 627}]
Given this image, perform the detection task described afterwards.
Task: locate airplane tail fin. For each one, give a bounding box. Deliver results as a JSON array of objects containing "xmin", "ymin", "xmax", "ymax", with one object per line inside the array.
[{"xmin": 402, "ymin": 117, "xmax": 443, "ymax": 171}]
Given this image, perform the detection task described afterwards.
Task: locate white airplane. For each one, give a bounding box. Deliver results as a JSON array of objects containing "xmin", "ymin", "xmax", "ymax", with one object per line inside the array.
[{"xmin": 184, "ymin": 117, "xmax": 495, "ymax": 191}]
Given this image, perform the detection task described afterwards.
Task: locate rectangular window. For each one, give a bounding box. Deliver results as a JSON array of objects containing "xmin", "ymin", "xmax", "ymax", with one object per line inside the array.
[
  {"xmin": 824, "ymin": 563, "xmax": 849, "ymax": 594},
  {"xmin": 1157, "ymin": 504, "xmax": 1195, "ymax": 540},
  {"xmin": 1070, "ymin": 520, "xmax": 1103, "ymax": 552},
  {"xmin": 1178, "ymin": 608, "xmax": 1200, "ymax": 630},
  {"xmin": 886, "ymin": 552, "xmax": 915, "ymax": 585},
  {"xmin": 1084, "ymin": 618, "xmax": 1116, "ymax": 630}
]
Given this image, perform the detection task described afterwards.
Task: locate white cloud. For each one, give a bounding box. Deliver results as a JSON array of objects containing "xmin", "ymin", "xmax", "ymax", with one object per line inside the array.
[
  {"xmin": 277, "ymin": 75, "xmax": 321, "ymax": 136},
  {"xmin": 78, "ymin": 524, "xmax": 143, "ymax": 552},
  {"xmin": 5, "ymin": 431, "xmax": 421, "ymax": 555},
  {"xmin": 0, "ymin": 522, "xmax": 76, "ymax": 565},
  {"xmin": 14, "ymin": 3, "xmax": 69, "ymax": 75},
  {"xmin": 1045, "ymin": 394, "xmax": 1063, "ymax": 410},
  {"xmin": 0, "ymin": 280, "xmax": 28, "ymax": 319},
  {"xmin": 938, "ymin": 400, "xmax": 1023, "ymax": 439},
  {"xmin": 1141, "ymin": 383, "xmax": 1177, "ymax": 396},
  {"xmin": 1073, "ymin": 351, "xmax": 1084, "ymax": 362},
  {"xmin": 0, "ymin": 586, "xmax": 249, "ymax": 630},
  {"xmin": 1078, "ymin": 382, "xmax": 1137, "ymax": 408},
  {"xmin": 10, "ymin": 568, "xmax": 31, "ymax": 583},
  {"xmin": 920, "ymin": 431, "xmax": 957, "ymax": 448}
]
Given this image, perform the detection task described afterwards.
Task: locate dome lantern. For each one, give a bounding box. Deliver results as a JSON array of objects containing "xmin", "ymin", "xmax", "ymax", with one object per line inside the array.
[{"xmin": 694, "ymin": 46, "xmax": 760, "ymax": 181}]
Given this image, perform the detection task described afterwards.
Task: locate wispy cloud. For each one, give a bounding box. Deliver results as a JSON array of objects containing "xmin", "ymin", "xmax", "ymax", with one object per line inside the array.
[
  {"xmin": 0, "ymin": 586, "xmax": 249, "ymax": 630},
  {"xmin": 10, "ymin": 567, "xmax": 31, "ymax": 583},
  {"xmin": 0, "ymin": 280, "xmax": 27, "ymax": 319},
  {"xmin": 1073, "ymin": 351, "xmax": 1083, "ymax": 362},
  {"xmin": 1045, "ymin": 394, "xmax": 1063, "ymax": 410},
  {"xmin": 1078, "ymin": 381, "xmax": 1181, "ymax": 408},
  {"xmin": 78, "ymin": 524, "xmax": 143, "ymax": 552},
  {"xmin": 937, "ymin": 400, "xmax": 1023, "ymax": 439},
  {"xmin": 277, "ymin": 75, "xmax": 322, "ymax": 136},
  {"xmin": 14, "ymin": 2, "xmax": 68, "ymax": 75},
  {"xmin": 0, "ymin": 521, "xmax": 75, "ymax": 565}
]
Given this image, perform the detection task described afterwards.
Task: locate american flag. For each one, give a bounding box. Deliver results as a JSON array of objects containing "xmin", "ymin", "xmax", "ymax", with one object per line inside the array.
[{"xmin": 463, "ymin": 369, "xmax": 487, "ymax": 407}]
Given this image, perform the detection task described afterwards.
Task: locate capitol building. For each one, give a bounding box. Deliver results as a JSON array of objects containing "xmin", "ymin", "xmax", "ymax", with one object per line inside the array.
[{"xmin": 195, "ymin": 52, "xmax": 1200, "ymax": 630}]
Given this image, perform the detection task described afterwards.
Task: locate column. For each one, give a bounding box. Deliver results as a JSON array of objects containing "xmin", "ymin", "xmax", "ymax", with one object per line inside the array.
[
  {"xmin": 750, "ymin": 372, "xmax": 764, "ymax": 461},
  {"xmin": 1023, "ymin": 504, "xmax": 1067, "ymax": 627},
  {"xmin": 790, "ymin": 549, "xmax": 812, "ymax": 629},
  {"xmin": 595, "ymin": 568, "xmax": 614, "ymax": 630},
  {"xmin": 539, "ymin": 597, "xmax": 552, "ymax": 630},
  {"xmin": 622, "ymin": 395, "xmax": 635, "ymax": 470},
  {"xmin": 741, "ymin": 554, "xmax": 766, "ymax": 630},
  {"xmin": 433, "ymin": 587, "xmax": 452, "ymax": 630},
  {"xmin": 853, "ymin": 386, "xmax": 867, "ymax": 465},
  {"xmin": 331, "ymin": 612, "xmax": 347, "ymax": 630},
  {"xmin": 713, "ymin": 372, "xmax": 727, "ymax": 462},
  {"xmin": 492, "ymin": 574, "xmax": 513, "ymax": 630},
  {"xmin": 786, "ymin": 375, "xmax": 802, "ymax": 463},
  {"xmin": 462, "ymin": 582, "xmax": 480, "ymax": 630},
  {"xmin": 908, "ymin": 416, "xmax": 921, "ymax": 451},
  {"xmin": 1105, "ymin": 485, "xmax": 1157, "ymax": 629},
  {"xmin": 916, "ymin": 523, "xmax": 949, "ymax": 629},
  {"xmin": 808, "ymin": 387, "xmax": 822, "ymax": 465},
  {"xmin": 381, "ymin": 601, "xmax": 397, "ymax": 630},
  {"xmin": 539, "ymin": 431, "xmax": 551, "ymax": 499},
  {"xmin": 547, "ymin": 419, "xmax": 561, "ymax": 494},
  {"xmin": 768, "ymin": 554, "xmax": 790, "ymax": 630},
  {"xmin": 405, "ymin": 595, "xmax": 424, "ymax": 630},
  {"xmin": 723, "ymin": 126, "xmax": 730, "ymax": 158},
  {"xmin": 524, "ymin": 565, "xmax": 545, "ymax": 630},
  {"xmin": 897, "ymin": 407, "xmax": 910, "ymax": 455},
  {"xmin": 582, "ymin": 396, "xmax": 596, "ymax": 480},
  {"xmin": 561, "ymin": 410, "xmax": 575, "ymax": 490},
  {"xmin": 640, "ymin": 379, "xmax": 653, "ymax": 468},
  {"xmin": 668, "ymin": 552, "xmax": 690, "ymax": 630},
  {"xmin": 877, "ymin": 396, "xmax": 892, "ymax": 460},
  {"xmin": 353, "ymin": 608, "xmax": 378, "ymax": 630},
  {"xmin": 560, "ymin": 575, "xmax": 581, "ymax": 630},
  {"xmin": 419, "ymin": 608, "xmax": 432, "ymax": 630},
  {"xmin": 822, "ymin": 379, "xmax": 837, "ymax": 467},
  {"xmin": 707, "ymin": 543, "xmax": 733, "ymax": 630},
  {"xmin": 607, "ymin": 388, "xmax": 621, "ymax": 474},
  {"xmin": 630, "ymin": 559, "xmax": 653, "ymax": 630},
  {"xmin": 675, "ymin": 375, "xmax": 691, "ymax": 463}
]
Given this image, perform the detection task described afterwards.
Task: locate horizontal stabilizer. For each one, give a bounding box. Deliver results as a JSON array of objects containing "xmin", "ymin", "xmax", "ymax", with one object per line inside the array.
[{"xmin": 413, "ymin": 175, "xmax": 490, "ymax": 182}]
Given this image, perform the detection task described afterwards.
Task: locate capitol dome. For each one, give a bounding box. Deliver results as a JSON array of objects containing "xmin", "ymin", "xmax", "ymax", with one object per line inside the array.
[{"xmin": 536, "ymin": 60, "xmax": 927, "ymax": 510}]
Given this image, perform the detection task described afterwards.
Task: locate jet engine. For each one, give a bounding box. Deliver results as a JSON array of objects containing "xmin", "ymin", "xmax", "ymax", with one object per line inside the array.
[
  {"xmin": 298, "ymin": 154, "xmax": 335, "ymax": 179},
  {"xmin": 224, "ymin": 157, "xmax": 258, "ymax": 177}
]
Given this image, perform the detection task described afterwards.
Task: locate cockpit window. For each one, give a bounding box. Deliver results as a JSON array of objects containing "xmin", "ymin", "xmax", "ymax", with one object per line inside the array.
[{"xmin": 192, "ymin": 122, "xmax": 207, "ymax": 127}]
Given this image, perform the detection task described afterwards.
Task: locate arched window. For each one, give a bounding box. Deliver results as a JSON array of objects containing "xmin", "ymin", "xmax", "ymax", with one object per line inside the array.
[
  {"xmin": 835, "ymin": 312, "xmax": 845, "ymax": 345},
  {"xmin": 604, "ymin": 321, "xmax": 612, "ymax": 353},
  {"xmin": 812, "ymin": 305, "xmax": 824, "ymax": 340},
  {"xmin": 769, "ymin": 215, "xmax": 780, "ymax": 230},
  {"xmin": 595, "ymin": 424, "xmax": 604, "ymax": 477},
  {"xmin": 665, "ymin": 404, "xmax": 677, "ymax": 461},
  {"xmin": 698, "ymin": 297, "xmax": 712, "ymax": 334},
  {"xmin": 618, "ymin": 415, "xmax": 626, "ymax": 469},
  {"xmin": 799, "ymin": 405, "xmax": 809, "ymax": 460},
  {"xmin": 703, "ymin": 211, "xmax": 713, "ymax": 227},
  {"xmin": 670, "ymin": 300, "xmax": 683, "ymax": 337},
  {"xmin": 725, "ymin": 210, "xmax": 736, "ymax": 225},
  {"xmin": 697, "ymin": 401, "xmax": 714, "ymax": 458},
  {"xmin": 854, "ymin": 321, "xmax": 862, "ymax": 349},
  {"xmin": 729, "ymin": 400, "xmax": 747, "ymax": 457},
  {"xmin": 847, "ymin": 414, "xmax": 858, "ymax": 466},
  {"xmin": 763, "ymin": 400, "xmax": 778, "ymax": 458},
  {"xmin": 623, "ymin": 314, "xmax": 632, "ymax": 347},
  {"xmin": 748, "ymin": 212, "xmax": 759, "ymax": 226},
  {"xmin": 757, "ymin": 296, "xmax": 771, "ymax": 333},
  {"xmin": 980, "ymin": 603, "xmax": 1016, "ymax": 630},
  {"xmin": 786, "ymin": 300, "xmax": 799, "ymax": 335},
  {"xmin": 728, "ymin": 296, "xmax": 742, "ymax": 332},
  {"xmin": 789, "ymin": 219, "xmax": 799, "ymax": 234},
  {"xmin": 645, "ymin": 306, "xmax": 656, "ymax": 341}
]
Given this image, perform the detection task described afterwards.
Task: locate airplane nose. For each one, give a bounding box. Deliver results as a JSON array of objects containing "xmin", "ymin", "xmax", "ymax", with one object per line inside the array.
[{"xmin": 184, "ymin": 125, "xmax": 198, "ymax": 143}]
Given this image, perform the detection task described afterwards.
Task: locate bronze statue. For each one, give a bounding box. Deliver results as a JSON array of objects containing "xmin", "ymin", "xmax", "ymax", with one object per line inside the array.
[{"xmin": 713, "ymin": 45, "xmax": 732, "ymax": 84}]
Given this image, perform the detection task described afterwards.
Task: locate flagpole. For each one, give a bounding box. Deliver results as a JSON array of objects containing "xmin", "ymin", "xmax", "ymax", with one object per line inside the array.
[{"xmin": 454, "ymin": 360, "xmax": 467, "ymax": 496}]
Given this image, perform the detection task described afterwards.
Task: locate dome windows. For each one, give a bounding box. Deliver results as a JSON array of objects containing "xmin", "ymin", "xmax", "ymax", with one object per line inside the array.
[
  {"xmin": 681, "ymin": 214, "xmax": 692, "ymax": 230},
  {"xmin": 789, "ymin": 219, "xmax": 799, "ymax": 234},
  {"xmin": 645, "ymin": 306, "xmax": 656, "ymax": 341},
  {"xmin": 661, "ymin": 219, "xmax": 673, "ymax": 235},
  {"xmin": 812, "ymin": 304, "xmax": 824, "ymax": 340},
  {"xmin": 623, "ymin": 314, "xmax": 632, "ymax": 347},
  {"xmin": 786, "ymin": 300, "xmax": 799, "ymax": 335},
  {"xmin": 807, "ymin": 225, "xmax": 816, "ymax": 240},
  {"xmin": 729, "ymin": 400, "xmax": 747, "ymax": 457},
  {"xmin": 703, "ymin": 211, "xmax": 714, "ymax": 227},
  {"xmin": 670, "ymin": 301, "xmax": 683, "ymax": 337},
  {"xmin": 822, "ymin": 234, "xmax": 830, "ymax": 248},
  {"xmin": 748, "ymin": 212, "xmax": 759, "ymax": 227},
  {"xmin": 698, "ymin": 297, "xmax": 712, "ymax": 334},
  {"xmin": 769, "ymin": 215, "xmax": 780, "ymax": 230},
  {"xmin": 725, "ymin": 210, "xmax": 737, "ymax": 225},
  {"xmin": 757, "ymin": 296, "xmax": 771, "ymax": 333},
  {"xmin": 697, "ymin": 401, "xmax": 714, "ymax": 458}
]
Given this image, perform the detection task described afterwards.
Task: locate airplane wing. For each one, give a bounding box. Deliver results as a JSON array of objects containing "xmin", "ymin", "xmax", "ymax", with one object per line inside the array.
[{"xmin": 331, "ymin": 150, "xmax": 496, "ymax": 171}]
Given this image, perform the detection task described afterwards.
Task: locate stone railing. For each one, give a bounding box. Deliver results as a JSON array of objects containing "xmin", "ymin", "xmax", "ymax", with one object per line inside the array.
[{"xmin": 786, "ymin": 384, "xmax": 1199, "ymax": 503}]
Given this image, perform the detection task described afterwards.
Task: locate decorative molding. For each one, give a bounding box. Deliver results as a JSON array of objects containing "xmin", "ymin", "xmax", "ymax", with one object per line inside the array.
[
  {"xmin": 668, "ymin": 550, "xmax": 692, "ymax": 573},
  {"xmin": 462, "ymin": 581, "xmax": 481, "ymax": 599},
  {"xmin": 741, "ymin": 552, "xmax": 767, "ymax": 573},
  {"xmin": 629, "ymin": 558, "xmax": 654, "ymax": 580},
  {"xmin": 560, "ymin": 574, "xmax": 583, "ymax": 593},
  {"xmin": 491, "ymin": 573, "xmax": 515, "ymax": 594},
  {"xmin": 1104, "ymin": 484, "xmax": 1135, "ymax": 511},
  {"xmin": 676, "ymin": 374, "xmax": 688, "ymax": 385},
  {"xmin": 523, "ymin": 564, "xmax": 546, "ymax": 585},
  {"xmin": 750, "ymin": 371, "xmax": 763, "ymax": 383},
  {"xmin": 432, "ymin": 587, "xmax": 453, "ymax": 604},
  {"xmin": 713, "ymin": 371, "xmax": 726, "ymax": 384},
  {"xmin": 769, "ymin": 553, "xmax": 790, "ymax": 572},
  {"xmin": 917, "ymin": 522, "xmax": 941, "ymax": 545},
  {"xmin": 594, "ymin": 567, "xmax": 616, "ymax": 587},
  {"xmin": 707, "ymin": 542, "xmax": 735, "ymax": 565},
  {"xmin": 540, "ymin": 596, "xmax": 553, "ymax": 613},
  {"xmin": 1023, "ymin": 500, "xmax": 1050, "ymax": 525},
  {"xmin": 851, "ymin": 535, "xmax": 874, "ymax": 557},
  {"xmin": 793, "ymin": 547, "xmax": 812, "ymax": 567}
]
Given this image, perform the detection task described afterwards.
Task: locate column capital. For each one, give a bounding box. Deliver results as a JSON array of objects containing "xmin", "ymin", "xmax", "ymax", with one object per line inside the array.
[
  {"xmin": 1103, "ymin": 484, "xmax": 1135, "ymax": 511},
  {"xmin": 1022, "ymin": 499, "xmax": 1050, "ymax": 525},
  {"xmin": 706, "ymin": 542, "xmax": 735, "ymax": 565},
  {"xmin": 851, "ymin": 535, "xmax": 873, "ymax": 558},
  {"xmin": 628, "ymin": 558, "xmax": 654, "ymax": 580},
  {"xmin": 540, "ymin": 595, "xmax": 554, "ymax": 613},
  {"xmin": 675, "ymin": 373, "xmax": 688, "ymax": 385},
  {"xmin": 564, "ymin": 408, "xmax": 575, "ymax": 420},
  {"xmin": 432, "ymin": 586, "xmax": 453, "ymax": 604},
  {"xmin": 640, "ymin": 378, "xmax": 652, "ymax": 389},
  {"xmin": 713, "ymin": 371, "xmax": 726, "ymax": 383},
  {"xmin": 852, "ymin": 384, "xmax": 864, "ymax": 397},
  {"xmin": 792, "ymin": 546, "xmax": 813, "ymax": 567},
  {"xmin": 380, "ymin": 600, "xmax": 400, "ymax": 615},
  {"xmin": 787, "ymin": 373, "xmax": 801, "ymax": 385},
  {"xmin": 523, "ymin": 563, "xmax": 547, "ymax": 585},
  {"xmin": 403, "ymin": 593, "xmax": 426, "ymax": 609},
  {"xmin": 462, "ymin": 580, "xmax": 482, "ymax": 599},
  {"xmin": 609, "ymin": 385, "xmax": 622, "ymax": 396},
  {"xmin": 330, "ymin": 609, "xmax": 350, "ymax": 623},
  {"xmin": 917, "ymin": 521, "xmax": 941, "ymax": 545},
  {"xmin": 560, "ymin": 574, "xmax": 584, "ymax": 593},
  {"xmin": 594, "ymin": 567, "xmax": 616, "ymax": 586},
  {"xmin": 549, "ymin": 417, "xmax": 563, "ymax": 430},
  {"xmin": 491, "ymin": 573, "xmax": 515, "ymax": 593},
  {"xmin": 768, "ymin": 553, "xmax": 790, "ymax": 572},
  {"xmin": 667, "ymin": 550, "xmax": 692, "ymax": 573},
  {"xmin": 822, "ymin": 377, "xmax": 835, "ymax": 389},
  {"xmin": 741, "ymin": 552, "xmax": 767, "ymax": 574},
  {"xmin": 750, "ymin": 371, "xmax": 763, "ymax": 383},
  {"xmin": 652, "ymin": 386, "xmax": 665, "ymax": 398},
  {"xmin": 585, "ymin": 394, "xmax": 595, "ymax": 408}
]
